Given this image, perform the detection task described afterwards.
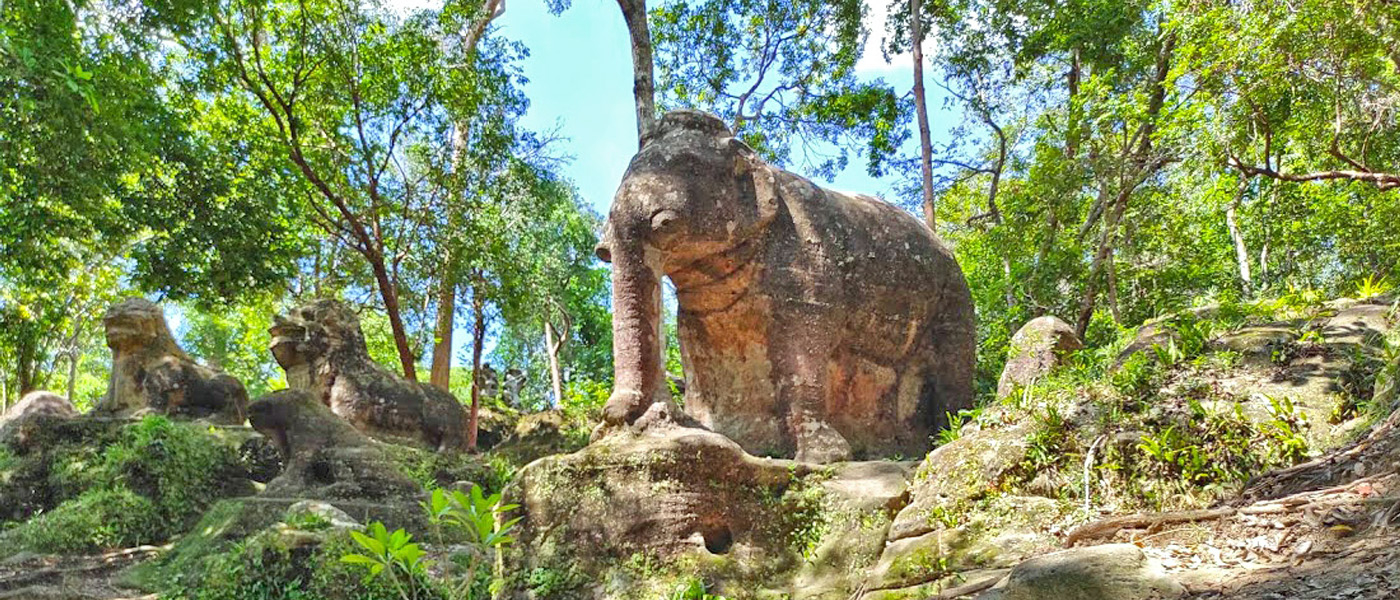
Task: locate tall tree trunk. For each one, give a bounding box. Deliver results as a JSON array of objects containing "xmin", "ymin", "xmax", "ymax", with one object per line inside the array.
[
  {"xmin": 16, "ymin": 336, "xmax": 35, "ymax": 395},
  {"xmin": 1226, "ymin": 180, "xmax": 1253, "ymax": 296},
  {"xmin": 467, "ymin": 282, "xmax": 486, "ymax": 450},
  {"xmin": 429, "ymin": 256, "xmax": 456, "ymax": 391},
  {"xmin": 617, "ymin": 0, "xmax": 656, "ymax": 146},
  {"xmin": 368, "ymin": 252, "xmax": 417, "ymax": 381},
  {"xmin": 1075, "ymin": 192, "xmax": 1130, "ymax": 340},
  {"xmin": 910, "ymin": 0, "xmax": 936, "ymax": 229},
  {"xmin": 544, "ymin": 320, "xmax": 565, "ymax": 408},
  {"xmin": 1066, "ymin": 48, "xmax": 1082, "ymax": 161},
  {"xmin": 1073, "ymin": 29, "xmax": 1175, "ymax": 340},
  {"xmin": 65, "ymin": 350, "xmax": 78, "ymax": 403}
]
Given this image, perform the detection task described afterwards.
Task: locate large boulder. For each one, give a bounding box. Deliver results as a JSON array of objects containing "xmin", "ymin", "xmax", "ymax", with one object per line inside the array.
[
  {"xmin": 0, "ymin": 391, "xmax": 77, "ymax": 449},
  {"xmin": 997, "ymin": 317, "xmax": 1082, "ymax": 399},
  {"xmin": 268, "ymin": 300, "xmax": 484, "ymax": 451},
  {"xmin": 95, "ymin": 298, "xmax": 248, "ymax": 424},
  {"xmin": 247, "ymin": 389, "xmax": 421, "ymax": 502},
  {"xmin": 977, "ymin": 544, "xmax": 1184, "ymax": 600}
]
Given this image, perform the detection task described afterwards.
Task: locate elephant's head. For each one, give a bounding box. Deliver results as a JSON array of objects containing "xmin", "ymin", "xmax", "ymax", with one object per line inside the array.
[{"xmin": 595, "ymin": 110, "xmax": 780, "ymax": 425}]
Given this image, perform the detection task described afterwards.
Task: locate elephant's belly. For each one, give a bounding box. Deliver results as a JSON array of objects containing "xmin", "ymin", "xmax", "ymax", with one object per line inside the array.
[{"xmin": 678, "ymin": 298, "xmax": 788, "ymax": 456}]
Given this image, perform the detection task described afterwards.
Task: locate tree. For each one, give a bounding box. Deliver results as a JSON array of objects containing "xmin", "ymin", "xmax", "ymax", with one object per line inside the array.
[
  {"xmin": 184, "ymin": 0, "xmax": 519, "ymax": 380},
  {"xmin": 909, "ymin": 0, "xmax": 936, "ymax": 227},
  {"xmin": 650, "ymin": 0, "xmax": 906, "ymax": 179},
  {"xmin": 0, "ymin": 0, "xmax": 304, "ymax": 402}
]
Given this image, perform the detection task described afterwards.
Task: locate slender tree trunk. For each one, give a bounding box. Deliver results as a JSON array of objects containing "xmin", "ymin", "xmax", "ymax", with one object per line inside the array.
[
  {"xmin": 65, "ymin": 350, "xmax": 78, "ymax": 402},
  {"xmin": 617, "ymin": 0, "xmax": 656, "ymax": 145},
  {"xmin": 368, "ymin": 252, "xmax": 417, "ymax": 381},
  {"xmin": 429, "ymin": 257, "xmax": 455, "ymax": 391},
  {"xmin": 1074, "ymin": 29, "xmax": 1175, "ymax": 340},
  {"xmin": 544, "ymin": 320, "xmax": 564, "ymax": 408},
  {"xmin": 467, "ymin": 283, "xmax": 486, "ymax": 450},
  {"xmin": 1075, "ymin": 193, "xmax": 1130, "ymax": 340},
  {"xmin": 1066, "ymin": 48, "xmax": 1082, "ymax": 161},
  {"xmin": 1226, "ymin": 181, "xmax": 1253, "ymax": 296},
  {"xmin": 910, "ymin": 0, "xmax": 936, "ymax": 229},
  {"xmin": 1106, "ymin": 248, "xmax": 1121, "ymax": 323},
  {"xmin": 16, "ymin": 337, "xmax": 35, "ymax": 395}
]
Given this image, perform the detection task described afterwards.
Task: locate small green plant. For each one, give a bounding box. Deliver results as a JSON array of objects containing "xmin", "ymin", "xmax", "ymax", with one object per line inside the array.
[
  {"xmin": 342, "ymin": 522, "xmax": 431, "ymax": 600},
  {"xmin": 669, "ymin": 577, "xmax": 730, "ymax": 600},
  {"xmin": 936, "ymin": 408, "xmax": 982, "ymax": 445},
  {"xmin": 420, "ymin": 486, "xmax": 520, "ymax": 600},
  {"xmin": 1355, "ymin": 275, "xmax": 1392, "ymax": 300}
]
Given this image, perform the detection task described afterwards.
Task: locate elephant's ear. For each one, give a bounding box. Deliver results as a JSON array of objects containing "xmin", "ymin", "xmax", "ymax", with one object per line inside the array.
[{"xmin": 728, "ymin": 138, "xmax": 780, "ymax": 224}]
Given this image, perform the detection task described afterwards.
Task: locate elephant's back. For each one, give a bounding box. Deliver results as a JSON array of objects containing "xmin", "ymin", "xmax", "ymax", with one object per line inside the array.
[{"xmin": 782, "ymin": 179, "xmax": 966, "ymax": 302}]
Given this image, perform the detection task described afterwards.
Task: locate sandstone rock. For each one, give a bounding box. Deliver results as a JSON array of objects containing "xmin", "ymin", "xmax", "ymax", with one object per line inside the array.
[
  {"xmin": 269, "ymin": 300, "xmax": 481, "ymax": 451},
  {"xmin": 0, "ymin": 391, "xmax": 77, "ymax": 449},
  {"xmin": 96, "ymin": 298, "xmax": 248, "ymax": 424},
  {"xmin": 247, "ymin": 389, "xmax": 421, "ymax": 502},
  {"xmin": 977, "ymin": 544, "xmax": 1184, "ymax": 600},
  {"xmin": 888, "ymin": 421, "xmax": 1031, "ymax": 542},
  {"xmin": 284, "ymin": 500, "xmax": 361, "ymax": 530},
  {"xmin": 512, "ymin": 424, "xmax": 800, "ymax": 562},
  {"xmin": 998, "ymin": 317, "xmax": 1083, "ymax": 398},
  {"xmin": 595, "ymin": 109, "xmax": 975, "ymax": 463}
]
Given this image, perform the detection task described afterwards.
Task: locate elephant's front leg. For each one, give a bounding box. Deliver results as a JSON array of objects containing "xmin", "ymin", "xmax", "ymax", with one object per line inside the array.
[{"xmin": 771, "ymin": 312, "xmax": 850, "ymax": 463}]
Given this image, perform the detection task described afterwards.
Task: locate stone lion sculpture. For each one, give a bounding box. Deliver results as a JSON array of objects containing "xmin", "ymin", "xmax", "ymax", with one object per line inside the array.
[
  {"xmin": 594, "ymin": 110, "xmax": 976, "ymax": 462},
  {"xmin": 269, "ymin": 299, "xmax": 472, "ymax": 451},
  {"xmin": 95, "ymin": 298, "xmax": 248, "ymax": 424}
]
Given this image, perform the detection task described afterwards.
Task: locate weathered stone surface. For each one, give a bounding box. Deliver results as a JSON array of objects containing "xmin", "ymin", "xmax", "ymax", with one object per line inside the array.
[
  {"xmin": 512, "ymin": 422, "xmax": 800, "ymax": 562},
  {"xmin": 96, "ymin": 298, "xmax": 248, "ymax": 424},
  {"xmin": 0, "ymin": 391, "xmax": 77, "ymax": 449},
  {"xmin": 888, "ymin": 421, "xmax": 1031, "ymax": 542},
  {"xmin": 269, "ymin": 300, "xmax": 479, "ymax": 451},
  {"xmin": 977, "ymin": 544, "xmax": 1184, "ymax": 600},
  {"xmin": 997, "ymin": 317, "xmax": 1082, "ymax": 399},
  {"xmin": 247, "ymin": 389, "xmax": 421, "ymax": 502},
  {"xmin": 596, "ymin": 109, "xmax": 976, "ymax": 463}
]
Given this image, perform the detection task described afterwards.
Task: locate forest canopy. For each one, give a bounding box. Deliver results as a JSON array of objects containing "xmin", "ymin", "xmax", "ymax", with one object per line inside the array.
[{"xmin": 2, "ymin": 0, "xmax": 1397, "ymax": 410}]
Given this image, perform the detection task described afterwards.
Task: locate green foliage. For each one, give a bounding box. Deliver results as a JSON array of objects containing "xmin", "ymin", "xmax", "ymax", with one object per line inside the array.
[
  {"xmin": 4, "ymin": 486, "xmax": 157, "ymax": 554},
  {"xmin": 1355, "ymin": 276, "xmax": 1393, "ymax": 301},
  {"xmin": 342, "ymin": 522, "xmax": 433, "ymax": 600},
  {"xmin": 936, "ymin": 408, "xmax": 982, "ymax": 446},
  {"xmin": 419, "ymin": 486, "xmax": 520, "ymax": 599},
  {"xmin": 180, "ymin": 295, "xmax": 286, "ymax": 398},
  {"xmin": 650, "ymin": 0, "xmax": 906, "ymax": 179},
  {"xmin": 668, "ymin": 578, "xmax": 731, "ymax": 600},
  {"xmin": 339, "ymin": 487, "xmax": 519, "ymax": 600},
  {"xmin": 1, "ymin": 415, "xmax": 246, "ymax": 555},
  {"xmin": 166, "ymin": 526, "xmax": 440, "ymax": 600}
]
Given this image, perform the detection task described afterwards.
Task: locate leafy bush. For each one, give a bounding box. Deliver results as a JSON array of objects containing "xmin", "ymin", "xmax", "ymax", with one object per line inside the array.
[
  {"xmin": 1, "ymin": 415, "xmax": 247, "ymax": 554},
  {"xmin": 341, "ymin": 486, "xmax": 521, "ymax": 600},
  {"xmin": 5, "ymin": 487, "xmax": 157, "ymax": 553},
  {"xmin": 167, "ymin": 528, "xmax": 441, "ymax": 600}
]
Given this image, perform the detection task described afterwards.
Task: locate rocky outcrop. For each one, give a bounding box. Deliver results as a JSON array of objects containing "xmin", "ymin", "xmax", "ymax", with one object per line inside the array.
[
  {"xmin": 977, "ymin": 544, "xmax": 1183, "ymax": 600},
  {"xmin": 595, "ymin": 109, "xmax": 976, "ymax": 463},
  {"xmin": 513, "ymin": 416, "xmax": 799, "ymax": 562},
  {"xmin": 247, "ymin": 389, "xmax": 420, "ymax": 502},
  {"xmin": 0, "ymin": 391, "xmax": 77, "ymax": 450},
  {"xmin": 95, "ymin": 298, "xmax": 248, "ymax": 424},
  {"xmin": 997, "ymin": 316, "xmax": 1082, "ymax": 399},
  {"xmin": 269, "ymin": 300, "xmax": 477, "ymax": 451}
]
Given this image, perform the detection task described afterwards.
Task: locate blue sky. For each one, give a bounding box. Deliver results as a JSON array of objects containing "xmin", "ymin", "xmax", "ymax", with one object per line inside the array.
[{"xmin": 485, "ymin": 0, "xmax": 951, "ymax": 215}]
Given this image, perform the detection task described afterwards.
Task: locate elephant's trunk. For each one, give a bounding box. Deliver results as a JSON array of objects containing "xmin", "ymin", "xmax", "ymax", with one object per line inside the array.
[{"xmin": 602, "ymin": 235, "xmax": 668, "ymax": 425}]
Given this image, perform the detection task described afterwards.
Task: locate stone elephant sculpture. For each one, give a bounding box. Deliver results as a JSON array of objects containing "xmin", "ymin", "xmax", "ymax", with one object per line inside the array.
[{"xmin": 596, "ymin": 110, "xmax": 976, "ymax": 463}]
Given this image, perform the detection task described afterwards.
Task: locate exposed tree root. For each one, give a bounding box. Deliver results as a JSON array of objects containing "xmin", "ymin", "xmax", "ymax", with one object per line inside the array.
[{"xmin": 1067, "ymin": 475, "xmax": 1397, "ymax": 546}]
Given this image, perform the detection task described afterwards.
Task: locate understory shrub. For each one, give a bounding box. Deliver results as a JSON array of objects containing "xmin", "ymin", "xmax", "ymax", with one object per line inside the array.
[{"xmin": 1, "ymin": 415, "xmax": 248, "ymax": 554}]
